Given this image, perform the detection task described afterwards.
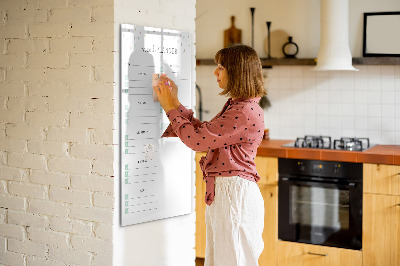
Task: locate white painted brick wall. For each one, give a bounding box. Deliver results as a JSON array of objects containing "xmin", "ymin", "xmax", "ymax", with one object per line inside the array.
[{"xmin": 0, "ymin": 0, "xmax": 114, "ymax": 264}]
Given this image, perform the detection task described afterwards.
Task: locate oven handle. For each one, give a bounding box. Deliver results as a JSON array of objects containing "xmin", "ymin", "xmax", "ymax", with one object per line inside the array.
[{"xmin": 280, "ymin": 177, "xmax": 357, "ymax": 189}]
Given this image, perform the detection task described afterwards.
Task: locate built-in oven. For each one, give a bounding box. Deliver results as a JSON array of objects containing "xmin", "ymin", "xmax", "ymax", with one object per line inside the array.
[{"xmin": 278, "ymin": 158, "xmax": 363, "ymax": 250}]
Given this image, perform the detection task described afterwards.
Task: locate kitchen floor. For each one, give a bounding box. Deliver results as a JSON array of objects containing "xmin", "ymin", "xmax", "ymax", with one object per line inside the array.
[{"xmin": 195, "ymin": 257, "xmax": 204, "ymax": 266}]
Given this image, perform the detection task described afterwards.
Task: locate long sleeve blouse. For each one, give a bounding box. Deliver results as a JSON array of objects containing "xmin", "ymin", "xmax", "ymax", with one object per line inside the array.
[{"xmin": 162, "ymin": 97, "xmax": 265, "ymax": 205}]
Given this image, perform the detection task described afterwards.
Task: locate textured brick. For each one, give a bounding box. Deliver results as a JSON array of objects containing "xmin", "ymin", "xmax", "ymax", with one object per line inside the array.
[
  {"xmin": 1, "ymin": 0, "xmax": 27, "ymax": 9},
  {"xmin": 8, "ymin": 210, "xmax": 49, "ymax": 229},
  {"xmin": 46, "ymin": 67, "xmax": 91, "ymax": 82},
  {"xmin": 70, "ymin": 143, "xmax": 113, "ymax": 161},
  {"xmin": 7, "ymin": 68, "xmax": 46, "ymax": 82},
  {"xmin": 27, "ymin": 81, "xmax": 68, "ymax": 97},
  {"xmin": 48, "ymin": 97, "xmax": 113, "ymax": 113},
  {"xmin": 0, "ymin": 68, "xmax": 5, "ymax": 82},
  {"xmin": 0, "ymin": 55, "xmax": 24, "ymax": 67},
  {"xmin": 71, "ymin": 235, "xmax": 112, "ymax": 254},
  {"xmin": 8, "ymin": 239, "xmax": 47, "ymax": 256},
  {"xmin": 7, "ymin": 97, "xmax": 48, "ymax": 112},
  {"xmin": 70, "ymin": 52, "xmax": 112, "ymax": 67},
  {"xmin": 49, "ymin": 7, "xmax": 91, "ymax": 23},
  {"xmin": 29, "ymin": 23, "xmax": 69, "ymax": 38},
  {"xmin": 50, "ymin": 217, "xmax": 92, "ymax": 236},
  {"xmin": 70, "ymin": 113, "xmax": 113, "ymax": 128},
  {"xmin": 92, "ymin": 36, "xmax": 113, "ymax": 52},
  {"xmin": 32, "ymin": 0, "xmax": 68, "ymax": 9},
  {"xmin": 0, "ymin": 166, "xmax": 24, "ymax": 181},
  {"xmin": 27, "ymin": 256, "xmax": 65, "ymax": 266},
  {"xmin": 47, "ymin": 127, "xmax": 87, "ymax": 142},
  {"xmin": 49, "ymin": 186, "xmax": 91, "ymax": 205},
  {"xmin": 50, "ymin": 37, "xmax": 92, "ymax": 53},
  {"xmin": 0, "ymin": 110, "xmax": 24, "ymax": 124},
  {"xmin": 48, "ymin": 157, "xmax": 91, "ymax": 175},
  {"xmin": 48, "ymin": 246, "xmax": 91, "ymax": 265},
  {"xmin": 70, "ymin": 22, "xmax": 113, "ymax": 37},
  {"xmin": 28, "ymin": 53, "xmax": 68, "ymax": 68},
  {"xmin": 28, "ymin": 140, "xmax": 68, "ymax": 156},
  {"xmin": 93, "ymin": 223, "xmax": 111, "ymax": 240},
  {"xmin": 69, "ymin": 82, "xmax": 113, "ymax": 98},
  {"xmin": 27, "ymin": 228, "xmax": 68, "ymax": 248},
  {"xmin": 92, "ymin": 253, "xmax": 113, "ymax": 266},
  {"xmin": 0, "ymin": 224, "xmax": 24, "ymax": 239},
  {"xmin": 69, "ymin": 205, "xmax": 112, "ymax": 223},
  {"xmin": 91, "ymin": 7, "xmax": 113, "ymax": 22},
  {"xmin": 26, "ymin": 111, "xmax": 69, "ymax": 127},
  {"xmin": 0, "ymin": 138, "xmax": 27, "ymax": 153},
  {"xmin": 8, "ymin": 152, "xmax": 47, "ymax": 170},
  {"xmin": 7, "ymin": 9, "xmax": 48, "ymax": 24},
  {"xmin": 6, "ymin": 125, "xmax": 46, "ymax": 140},
  {"xmin": 94, "ymin": 66, "xmax": 113, "ymax": 82},
  {"xmin": 0, "ymin": 82, "xmax": 25, "ymax": 97},
  {"xmin": 7, "ymin": 39, "xmax": 47, "ymax": 54},
  {"xmin": 28, "ymin": 199, "xmax": 68, "ymax": 217},
  {"xmin": 0, "ymin": 181, "xmax": 6, "ymax": 194},
  {"xmin": 93, "ymin": 193, "xmax": 113, "ymax": 208},
  {"xmin": 29, "ymin": 170, "xmax": 69, "ymax": 187},
  {"xmin": 0, "ymin": 195, "xmax": 25, "ymax": 210},
  {"xmin": 92, "ymin": 128, "xmax": 114, "ymax": 144},
  {"xmin": 0, "ymin": 25, "xmax": 27, "ymax": 39},
  {"xmin": 8, "ymin": 182, "xmax": 47, "ymax": 199},
  {"xmin": 92, "ymin": 159, "xmax": 113, "ymax": 176},
  {"xmin": 0, "ymin": 208, "xmax": 6, "ymax": 222},
  {"xmin": 0, "ymin": 250, "xmax": 24, "ymax": 265},
  {"xmin": 71, "ymin": 174, "xmax": 113, "ymax": 193}
]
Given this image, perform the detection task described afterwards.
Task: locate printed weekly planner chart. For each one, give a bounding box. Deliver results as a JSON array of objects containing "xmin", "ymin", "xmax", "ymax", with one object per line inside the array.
[{"xmin": 120, "ymin": 24, "xmax": 193, "ymax": 226}]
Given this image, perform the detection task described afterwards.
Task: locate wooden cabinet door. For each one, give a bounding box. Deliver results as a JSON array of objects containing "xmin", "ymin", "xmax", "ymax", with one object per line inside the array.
[
  {"xmin": 364, "ymin": 164, "xmax": 400, "ymax": 196},
  {"xmin": 276, "ymin": 241, "xmax": 362, "ymax": 266},
  {"xmin": 259, "ymin": 185, "xmax": 278, "ymax": 266},
  {"xmin": 195, "ymin": 152, "xmax": 207, "ymax": 258},
  {"xmin": 363, "ymin": 193, "xmax": 400, "ymax": 266},
  {"xmin": 255, "ymin": 156, "xmax": 278, "ymax": 186}
]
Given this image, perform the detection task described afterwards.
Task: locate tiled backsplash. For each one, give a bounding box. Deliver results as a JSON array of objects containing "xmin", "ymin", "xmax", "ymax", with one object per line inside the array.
[{"xmin": 196, "ymin": 65, "xmax": 400, "ymax": 145}]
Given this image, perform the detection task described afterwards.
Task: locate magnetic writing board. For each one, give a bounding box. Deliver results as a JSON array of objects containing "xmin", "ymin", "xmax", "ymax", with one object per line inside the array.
[{"xmin": 120, "ymin": 24, "xmax": 193, "ymax": 226}]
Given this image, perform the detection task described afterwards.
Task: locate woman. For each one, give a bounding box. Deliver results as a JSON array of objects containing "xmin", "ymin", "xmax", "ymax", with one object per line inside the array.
[{"xmin": 153, "ymin": 44, "xmax": 266, "ymax": 266}]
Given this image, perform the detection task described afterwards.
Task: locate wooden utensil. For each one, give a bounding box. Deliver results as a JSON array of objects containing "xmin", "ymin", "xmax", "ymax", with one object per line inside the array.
[{"xmin": 224, "ymin": 16, "xmax": 242, "ymax": 48}]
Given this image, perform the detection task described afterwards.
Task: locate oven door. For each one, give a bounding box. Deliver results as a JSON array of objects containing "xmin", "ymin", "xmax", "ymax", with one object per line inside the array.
[{"xmin": 278, "ymin": 176, "xmax": 362, "ymax": 250}]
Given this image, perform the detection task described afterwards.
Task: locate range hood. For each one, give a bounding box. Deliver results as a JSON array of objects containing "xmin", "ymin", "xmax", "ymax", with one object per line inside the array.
[{"xmin": 314, "ymin": 0, "xmax": 358, "ymax": 71}]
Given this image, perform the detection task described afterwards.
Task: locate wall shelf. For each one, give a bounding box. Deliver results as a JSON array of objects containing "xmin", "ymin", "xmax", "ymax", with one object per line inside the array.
[{"xmin": 196, "ymin": 57, "xmax": 400, "ymax": 67}]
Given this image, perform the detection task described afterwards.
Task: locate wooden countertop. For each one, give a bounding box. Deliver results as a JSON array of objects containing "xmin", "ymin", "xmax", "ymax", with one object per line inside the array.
[{"xmin": 256, "ymin": 139, "xmax": 400, "ymax": 165}]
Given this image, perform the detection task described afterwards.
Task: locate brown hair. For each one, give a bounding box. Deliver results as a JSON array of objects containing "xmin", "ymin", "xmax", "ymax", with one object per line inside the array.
[{"xmin": 214, "ymin": 44, "xmax": 266, "ymax": 99}]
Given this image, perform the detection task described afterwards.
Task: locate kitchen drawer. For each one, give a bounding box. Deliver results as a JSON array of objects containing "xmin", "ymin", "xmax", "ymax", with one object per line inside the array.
[
  {"xmin": 364, "ymin": 164, "xmax": 400, "ymax": 196},
  {"xmin": 255, "ymin": 156, "xmax": 278, "ymax": 186},
  {"xmin": 276, "ymin": 241, "xmax": 362, "ymax": 266}
]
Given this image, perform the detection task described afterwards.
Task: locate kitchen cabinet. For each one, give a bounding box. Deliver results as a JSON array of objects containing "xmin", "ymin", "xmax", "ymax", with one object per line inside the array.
[
  {"xmin": 276, "ymin": 241, "xmax": 362, "ymax": 266},
  {"xmin": 195, "ymin": 152, "xmax": 207, "ymax": 258},
  {"xmin": 363, "ymin": 163, "xmax": 400, "ymax": 196},
  {"xmin": 195, "ymin": 154, "xmax": 279, "ymax": 266},
  {"xmin": 363, "ymin": 164, "xmax": 400, "ymax": 266}
]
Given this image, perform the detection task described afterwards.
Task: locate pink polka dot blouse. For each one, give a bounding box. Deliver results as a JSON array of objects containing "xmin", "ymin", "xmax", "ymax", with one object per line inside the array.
[{"xmin": 162, "ymin": 97, "xmax": 265, "ymax": 205}]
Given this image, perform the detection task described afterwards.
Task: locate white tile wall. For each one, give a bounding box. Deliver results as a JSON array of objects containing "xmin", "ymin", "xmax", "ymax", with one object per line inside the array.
[{"xmin": 196, "ymin": 65, "xmax": 400, "ymax": 145}]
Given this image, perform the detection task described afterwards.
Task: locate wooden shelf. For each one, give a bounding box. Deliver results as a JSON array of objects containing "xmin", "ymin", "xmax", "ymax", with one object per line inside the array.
[{"xmin": 196, "ymin": 57, "xmax": 400, "ymax": 67}]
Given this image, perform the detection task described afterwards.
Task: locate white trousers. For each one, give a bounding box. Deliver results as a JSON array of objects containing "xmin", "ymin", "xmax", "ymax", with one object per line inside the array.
[{"xmin": 205, "ymin": 176, "xmax": 264, "ymax": 266}]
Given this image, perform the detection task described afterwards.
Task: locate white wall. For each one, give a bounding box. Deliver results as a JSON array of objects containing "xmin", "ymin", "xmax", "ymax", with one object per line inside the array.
[
  {"xmin": 196, "ymin": 0, "xmax": 400, "ymax": 58},
  {"xmin": 113, "ymin": 1, "xmax": 197, "ymax": 266},
  {"xmin": 196, "ymin": 0, "xmax": 400, "ymax": 145}
]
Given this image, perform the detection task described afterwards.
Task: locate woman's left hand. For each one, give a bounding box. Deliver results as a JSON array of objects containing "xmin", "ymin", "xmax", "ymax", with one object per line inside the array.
[{"xmin": 153, "ymin": 76, "xmax": 175, "ymax": 113}]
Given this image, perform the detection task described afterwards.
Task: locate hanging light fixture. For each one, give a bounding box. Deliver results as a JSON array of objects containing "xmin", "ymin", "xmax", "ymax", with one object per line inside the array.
[{"xmin": 314, "ymin": 0, "xmax": 358, "ymax": 71}]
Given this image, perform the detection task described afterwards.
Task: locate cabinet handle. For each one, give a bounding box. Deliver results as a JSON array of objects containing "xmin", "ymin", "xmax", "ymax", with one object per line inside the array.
[
  {"xmin": 307, "ymin": 252, "xmax": 328, "ymax": 257},
  {"xmin": 397, "ymin": 204, "xmax": 400, "ymax": 207}
]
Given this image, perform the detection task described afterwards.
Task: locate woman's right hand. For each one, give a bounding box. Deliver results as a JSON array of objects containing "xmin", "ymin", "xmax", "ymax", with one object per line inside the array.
[{"xmin": 164, "ymin": 77, "xmax": 180, "ymax": 108}]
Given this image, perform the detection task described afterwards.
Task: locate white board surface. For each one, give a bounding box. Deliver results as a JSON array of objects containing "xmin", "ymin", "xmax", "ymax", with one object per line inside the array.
[{"xmin": 120, "ymin": 24, "xmax": 193, "ymax": 226}]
